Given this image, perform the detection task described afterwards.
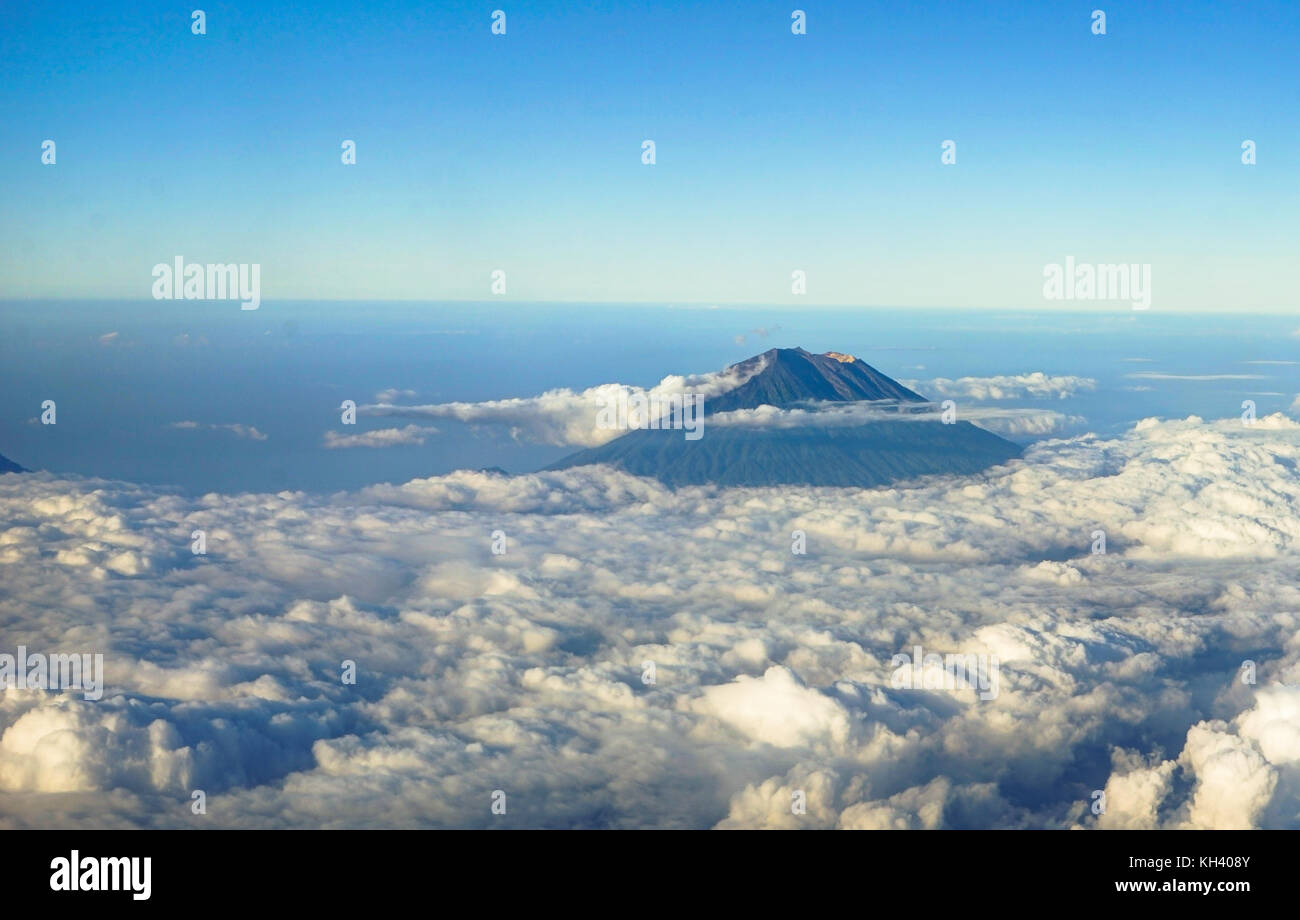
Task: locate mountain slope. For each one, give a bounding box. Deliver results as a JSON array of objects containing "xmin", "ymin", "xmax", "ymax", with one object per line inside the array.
[
  {"xmin": 546, "ymin": 348, "xmax": 1022, "ymax": 487},
  {"xmin": 549, "ymin": 421, "xmax": 1020, "ymax": 487},
  {"xmin": 0, "ymin": 453, "xmax": 27, "ymax": 474}
]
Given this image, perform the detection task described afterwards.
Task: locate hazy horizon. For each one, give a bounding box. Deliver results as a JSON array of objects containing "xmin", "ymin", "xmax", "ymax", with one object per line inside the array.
[{"xmin": 4, "ymin": 299, "xmax": 1298, "ymax": 494}]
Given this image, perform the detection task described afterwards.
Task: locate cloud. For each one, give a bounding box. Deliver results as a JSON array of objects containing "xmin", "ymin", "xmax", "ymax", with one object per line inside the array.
[
  {"xmin": 323, "ymin": 425, "xmax": 438, "ymax": 449},
  {"xmin": 733, "ymin": 327, "xmax": 780, "ymax": 347},
  {"xmin": 707, "ymin": 401, "xmax": 913, "ymax": 429},
  {"xmin": 904, "ymin": 372, "xmax": 1097, "ymax": 400},
  {"xmin": 709, "ymin": 402, "xmax": 1083, "ymax": 436},
  {"xmin": 695, "ymin": 666, "xmax": 853, "ymax": 749},
  {"xmin": 971, "ymin": 410, "xmax": 1086, "ymax": 436},
  {"xmin": 169, "ymin": 422, "xmax": 268, "ymax": 441},
  {"xmin": 98, "ymin": 332, "xmax": 120, "ymax": 346},
  {"xmin": 1127, "ymin": 373, "xmax": 1267, "ymax": 381},
  {"xmin": 360, "ymin": 358, "xmax": 769, "ymax": 447},
  {"xmin": 4, "ymin": 415, "xmax": 1300, "ymax": 827},
  {"xmin": 375, "ymin": 389, "xmax": 417, "ymax": 403}
]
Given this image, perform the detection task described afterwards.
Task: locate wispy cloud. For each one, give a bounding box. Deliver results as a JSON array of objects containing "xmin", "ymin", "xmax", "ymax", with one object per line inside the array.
[
  {"xmin": 1126, "ymin": 373, "xmax": 1268, "ymax": 381},
  {"xmin": 170, "ymin": 421, "xmax": 268, "ymax": 441},
  {"xmin": 323, "ymin": 425, "xmax": 438, "ymax": 449},
  {"xmin": 904, "ymin": 372, "xmax": 1097, "ymax": 400},
  {"xmin": 375, "ymin": 388, "xmax": 417, "ymax": 403},
  {"xmin": 710, "ymin": 402, "xmax": 1083, "ymax": 436}
]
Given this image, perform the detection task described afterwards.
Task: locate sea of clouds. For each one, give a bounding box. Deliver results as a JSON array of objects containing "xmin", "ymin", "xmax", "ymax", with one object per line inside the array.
[{"xmin": 3, "ymin": 413, "xmax": 1300, "ymax": 828}]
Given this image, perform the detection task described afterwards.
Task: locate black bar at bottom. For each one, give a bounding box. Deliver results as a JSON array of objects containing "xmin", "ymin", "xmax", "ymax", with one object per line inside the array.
[{"xmin": 3, "ymin": 829, "xmax": 1282, "ymax": 907}]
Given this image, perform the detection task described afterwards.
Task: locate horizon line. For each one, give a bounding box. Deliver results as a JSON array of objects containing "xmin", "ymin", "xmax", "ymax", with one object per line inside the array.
[{"xmin": 1, "ymin": 297, "xmax": 1297, "ymax": 318}]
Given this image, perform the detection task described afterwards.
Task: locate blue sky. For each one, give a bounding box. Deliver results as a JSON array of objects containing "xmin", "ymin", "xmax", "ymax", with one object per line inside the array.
[{"xmin": 2, "ymin": 0, "xmax": 1297, "ymax": 310}]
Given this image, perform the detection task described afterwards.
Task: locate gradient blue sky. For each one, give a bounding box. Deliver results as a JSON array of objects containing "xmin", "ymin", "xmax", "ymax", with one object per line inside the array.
[{"xmin": 2, "ymin": 0, "xmax": 1297, "ymax": 310}]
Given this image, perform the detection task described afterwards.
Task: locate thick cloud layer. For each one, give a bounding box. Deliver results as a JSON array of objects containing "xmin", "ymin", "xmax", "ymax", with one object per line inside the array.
[{"xmin": 2, "ymin": 414, "xmax": 1300, "ymax": 828}]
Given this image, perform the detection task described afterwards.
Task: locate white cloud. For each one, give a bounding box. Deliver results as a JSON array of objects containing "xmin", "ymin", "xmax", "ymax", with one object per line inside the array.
[
  {"xmin": 375, "ymin": 389, "xmax": 417, "ymax": 403},
  {"xmin": 169, "ymin": 422, "xmax": 268, "ymax": 441},
  {"xmin": 1094, "ymin": 751, "xmax": 1176, "ymax": 830},
  {"xmin": 904, "ymin": 372, "xmax": 1097, "ymax": 400},
  {"xmin": 1176, "ymin": 720, "xmax": 1277, "ymax": 830},
  {"xmin": 972, "ymin": 410, "xmax": 1086, "ymax": 436},
  {"xmin": 695, "ymin": 666, "xmax": 853, "ymax": 749},
  {"xmin": 709, "ymin": 402, "xmax": 1083, "ymax": 436},
  {"xmin": 4, "ymin": 415, "xmax": 1300, "ymax": 827},
  {"xmin": 1127, "ymin": 373, "xmax": 1267, "ymax": 381},
  {"xmin": 323, "ymin": 425, "xmax": 438, "ymax": 449},
  {"xmin": 360, "ymin": 358, "xmax": 769, "ymax": 447}
]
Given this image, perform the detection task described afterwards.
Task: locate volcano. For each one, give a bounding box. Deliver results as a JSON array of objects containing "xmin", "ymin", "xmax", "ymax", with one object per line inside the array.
[{"xmin": 545, "ymin": 347, "xmax": 1021, "ymax": 487}]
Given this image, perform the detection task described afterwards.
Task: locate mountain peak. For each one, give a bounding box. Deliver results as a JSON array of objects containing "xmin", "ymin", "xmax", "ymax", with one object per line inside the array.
[{"xmin": 709, "ymin": 346, "xmax": 927, "ymax": 414}]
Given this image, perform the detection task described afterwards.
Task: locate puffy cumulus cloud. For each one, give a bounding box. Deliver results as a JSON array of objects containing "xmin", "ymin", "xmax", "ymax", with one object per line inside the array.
[
  {"xmin": 902, "ymin": 372, "xmax": 1097, "ymax": 400},
  {"xmin": 1238, "ymin": 684, "xmax": 1300, "ymax": 764},
  {"xmin": 322, "ymin": 425, "xmax": 438, "ymax": 449},
  {"xmin": 1178, "ymin": 722, "xmax": 1276, "ymax": 829},
  {"xmin": 358, "ymin": 358, "xmax": 768, "ymax": 448},
  {"xmin": 5, "ymin": 414, "xmax": 1300, "ymax": 828},
  {"xmin": 694, "ymin": 666, "xmax": 853, "ymax": 749},
  {"xmin": 837, "ymin": 778, "xmax": 1011, "ymax": 830},
  {"xmin": 1088, "ymin": 684, "xmax": 1300, "ymax": 832},
  {"xmin": 1091, "ymin": 750, "xmax": 1176, "ymax": 830}
]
